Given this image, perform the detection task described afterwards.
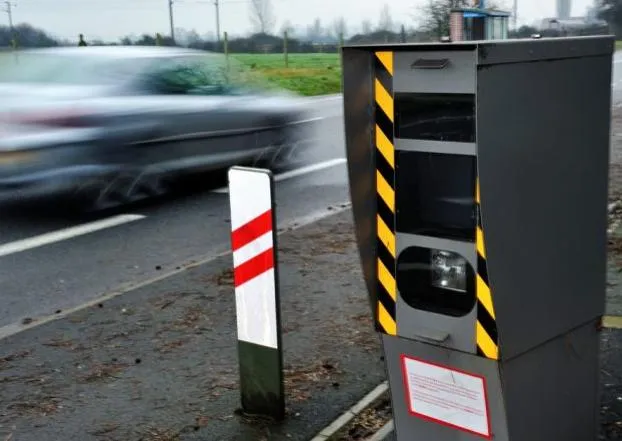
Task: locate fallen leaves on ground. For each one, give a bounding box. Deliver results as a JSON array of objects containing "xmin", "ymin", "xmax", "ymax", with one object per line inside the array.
[
  {"xmin": 80, "ymin": 362, "xmax": 129, "ymax": 383},
  {"xmin": 88, "ymin": 423, "xmax": 119, "ymax": 436},
  {"xmin": 213, "ymin": 268, "xmax": 234, "ymax": 286},
  {"xmin": 284, "ymin": 360, "xmax": 342, "ymax": 402},
  {"xmin": 333, "ymin": 395, "xmax": 392, "ymax": 441},
  {"xmin": 7, "ymin": 396, "xmax": 61, "ymax": 417},
  {"xmin": 137, "ymin": 427, "xmax": 181, "ymax": 441},
  {"xmin": 0, "ymin": 351, "xmax": 31, "ymax": 370}
]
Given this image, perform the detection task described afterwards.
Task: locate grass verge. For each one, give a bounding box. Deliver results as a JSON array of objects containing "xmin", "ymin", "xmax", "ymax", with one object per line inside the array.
[{"xmin": 232, "ymin": 53, "xmax": 341, "ymax": 96}]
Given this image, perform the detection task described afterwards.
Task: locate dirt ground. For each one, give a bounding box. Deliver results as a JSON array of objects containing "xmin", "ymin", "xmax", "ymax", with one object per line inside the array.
[{"xmin": 0, "ymin": 210, "xmax": 387, "ymax": 441}]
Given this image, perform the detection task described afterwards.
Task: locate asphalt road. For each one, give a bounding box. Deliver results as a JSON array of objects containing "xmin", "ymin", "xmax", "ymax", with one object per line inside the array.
[
  {"xmin": 0, "ymin": 209, "xmax": 387, "ymax": 441},
  {"xmin": 0, "ymin": 95, "xmax": 348, "ymax": 330},
  {"xmin": 2, "ymin": 52, "xmax": 622, "ymax": 333}
]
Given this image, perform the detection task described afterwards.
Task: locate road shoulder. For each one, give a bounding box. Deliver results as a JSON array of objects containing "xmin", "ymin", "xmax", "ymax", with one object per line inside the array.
[{"xmin": 0, "ymin": 209, "xmax": 385, "ymax": 441}]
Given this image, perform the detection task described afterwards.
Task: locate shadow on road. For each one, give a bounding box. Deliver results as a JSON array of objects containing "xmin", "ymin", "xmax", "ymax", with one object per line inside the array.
[{"xmin": 0, "ymin": 169, "xmax": 229, "ymax": 222}]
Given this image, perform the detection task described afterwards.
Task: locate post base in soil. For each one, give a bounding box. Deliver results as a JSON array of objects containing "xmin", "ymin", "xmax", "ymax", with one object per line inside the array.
[{"xmin": 238, "ymin": 340, "xmax": 285, "ymax": 421}]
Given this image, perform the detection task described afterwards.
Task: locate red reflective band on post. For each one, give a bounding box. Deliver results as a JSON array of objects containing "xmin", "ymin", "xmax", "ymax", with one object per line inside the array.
[
  {"xmin": 231, "ymin": 209, "xmax": 273, "ymax": 251},
  {"xmin": 233, "ymin": 247, "xmax": 275, "ymax": 288},
  {"xmin": 228, "ymin": 167, "xmax": 279, "ymax": 347}
]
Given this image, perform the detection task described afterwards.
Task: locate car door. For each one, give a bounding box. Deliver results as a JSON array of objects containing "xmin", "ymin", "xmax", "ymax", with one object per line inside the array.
[{"xmin": 135, "ymin": 55, "xmax": 267, "ymax": 175}]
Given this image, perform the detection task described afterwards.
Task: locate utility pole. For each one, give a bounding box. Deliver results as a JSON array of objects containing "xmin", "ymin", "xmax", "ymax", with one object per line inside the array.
[
  {"xmin": 512, "ymin": 0, "xmax": 518, "ymax": 30},
  {"xmin": 214, "ymin": 0, "xmax": 221, "ymax": 47},
  {"xmin": 4, "ymin": 1, "xmax": 13, "ymax": 30},
  {"xmin": 2, "ymin": 1, "xmax": 16, "ymax": 48},
  {"xmin": 168, "ymin": 0, "xmax": 175, "ymax": 44}
]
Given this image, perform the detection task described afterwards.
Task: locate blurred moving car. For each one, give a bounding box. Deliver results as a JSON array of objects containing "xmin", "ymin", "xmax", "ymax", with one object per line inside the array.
[{"xmin": 0, "ymin": 46, "xmax": 312, "ymax": 209}]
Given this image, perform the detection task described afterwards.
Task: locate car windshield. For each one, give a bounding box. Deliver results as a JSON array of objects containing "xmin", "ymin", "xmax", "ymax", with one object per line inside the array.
[
  {"xmin": 0, "ymin": 52, "xmax": 152, "ymax": 85},
  {"xmin": 142, "ymin": 54, "xmax": 278, "ymax": 96}
]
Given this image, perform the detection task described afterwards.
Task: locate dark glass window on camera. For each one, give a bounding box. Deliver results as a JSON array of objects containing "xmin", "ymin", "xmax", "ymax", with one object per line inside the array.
[
  {"xmin": 394, "ymin": 92, "xmax": 475, "ymax": 143},
  {"xmin": 397, "ymin": 246, "xmax": 476, "ymax": 317},
  {"xmin": 395, "ymin": 151, "xmax": 477, "ymax": 241}
]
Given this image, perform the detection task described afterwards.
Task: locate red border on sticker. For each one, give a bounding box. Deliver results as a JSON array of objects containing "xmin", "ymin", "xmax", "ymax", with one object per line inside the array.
[{"xmin": 399, "ymin": 354, "xmax": 493, "ymax": 440}]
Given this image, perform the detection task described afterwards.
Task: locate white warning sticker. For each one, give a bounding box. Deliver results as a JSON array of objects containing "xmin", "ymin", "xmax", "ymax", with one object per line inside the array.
[{"xmin": 401, "ymin": 355, "xmax": 491, "ymax": 439}]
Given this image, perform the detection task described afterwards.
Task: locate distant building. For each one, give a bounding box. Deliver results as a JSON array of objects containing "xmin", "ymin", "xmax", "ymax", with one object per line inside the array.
[
  {"xmin": 557, "ymin": 0, "xmax": 572, "ymax": 20},
  {"xmin": 536, "ymin": 15, "xmax": 608, "ymax": 37},
  {"xmin": 449, "ymin": 4, "xmax": 511, "ymax": 41}
]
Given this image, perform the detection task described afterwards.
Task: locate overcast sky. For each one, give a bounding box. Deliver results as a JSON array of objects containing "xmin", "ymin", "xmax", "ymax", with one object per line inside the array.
[{"xmin": 4, "ymin": 0, "xmax": 597, "ymax": 42}]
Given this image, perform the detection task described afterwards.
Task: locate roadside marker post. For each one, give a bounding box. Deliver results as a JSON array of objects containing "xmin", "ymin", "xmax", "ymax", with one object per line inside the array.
[
  {"xmin": 227, "ymin": 166, "xmax": 285, "ymax": 421},
  {"xmin": 342, "ymin": 36, "xmax": 614, "ymax": 440}
]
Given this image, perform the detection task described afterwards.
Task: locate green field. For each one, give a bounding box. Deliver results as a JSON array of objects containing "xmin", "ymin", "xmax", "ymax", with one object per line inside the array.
[{"xmin": 231, "ymin": 53, "xmax": 341, "ymax": 96}]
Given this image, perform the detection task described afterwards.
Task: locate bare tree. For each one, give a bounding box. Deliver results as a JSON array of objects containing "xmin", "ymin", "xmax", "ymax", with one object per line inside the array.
[
  {"xmin": 473, "ymin": 0, "xmax": 510, "ymax": 9},
  {"xmin": 332, "ymin": 17, "xmax": 347, "ymax": 38},
  {"xmin": 486, "ymin": 0, "xmax": 510, "ymax": 10},
  {"xmin": 249, "ymin": 0, "xmax": 276, "ymax": 34},
  {"xmin": 378, "ymin": 4, "xmax": 394, "ymax": 31},
  {"xmin": 416, "ymin": 0, "xmax": 468, "ymax": 38},
  {"xmin": 306, "ymin": 17, "xmax": 323, "ymax": 41},
  {"xmin": 399, "ymin": 24, "xmax": 407, "ymax": 42},
  {"xmin": 361, "ymin": 19, "xmax": 372, "ymax": 35}
]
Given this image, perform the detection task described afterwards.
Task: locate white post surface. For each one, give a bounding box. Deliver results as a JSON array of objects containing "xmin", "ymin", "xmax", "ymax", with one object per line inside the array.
[{"xmin": 227, "ymin": 166, "xmax": 284, "ymax": 420}]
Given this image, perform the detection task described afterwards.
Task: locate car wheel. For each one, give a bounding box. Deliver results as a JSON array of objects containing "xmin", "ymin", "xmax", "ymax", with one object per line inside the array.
[
  {"xmin": 89, "ymin": 173, "xmax": 134, "ymax": 211},
  {"xmin": 81, "ymin": 169, "xmax": 168, "ymax": 212},
  {"xmin": 264, "ymin": 125, "xmax": 307, "ymax": 172},
  {"xmin": 125, "ymin": 170, "xmax": 168, "ymax": 200}
]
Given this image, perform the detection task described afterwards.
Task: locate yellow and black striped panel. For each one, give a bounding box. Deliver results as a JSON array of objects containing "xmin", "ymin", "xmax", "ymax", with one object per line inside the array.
[
  {"xmin": 374, "ymin": 51, "xmax": 397, "ymax": 336},
  {"xmin": 475, "ymin": 179, "xmax": 499, "ymax": 359}
]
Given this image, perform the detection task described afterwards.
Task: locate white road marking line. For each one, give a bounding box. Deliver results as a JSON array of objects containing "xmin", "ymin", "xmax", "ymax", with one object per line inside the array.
[
  {"xmin": 306, "ymin": 94, "xmax": 343, "ymax": 103},
  {"xmin": 0, "ymin": 200, "xmax": 352, "ymax": 340},
  {"xmin": 274, "ymin": 157, "xmax": 347, "ymax": 181},
  {"xmin": 0, "ymin": 214, "xmax": 146, "ymax": 258},
  {"xmin": 212, "ymin": 158, "xmax": 347, "ymax": 194},
  {"xmin": 286, "ymin": 116, "xmax": 326, "ymax": 125},
  {"xmin": 276, "ymin": 202, "xmax": 351, "ymax": 233}
]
